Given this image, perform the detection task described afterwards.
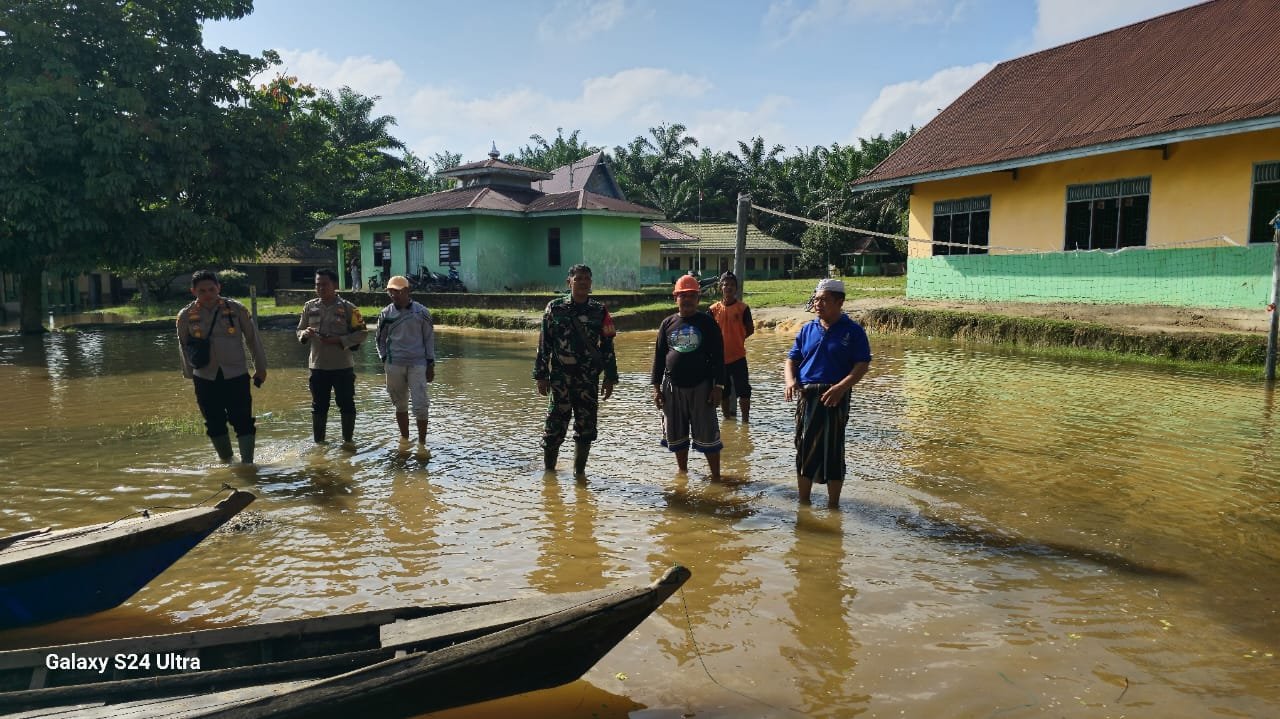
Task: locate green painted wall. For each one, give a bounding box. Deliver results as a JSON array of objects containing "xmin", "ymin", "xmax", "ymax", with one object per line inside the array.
[
  {"xmin": 907, "ymin": 244, "xmax": 1275, "ymax": 308},
  {"xmin": 352, "ymin": 213, "xmax": 645, "ymax": 292},
  {"xmin": 360, "ymin": 215, "xmax": 482, "ymax": 287},
  {"xmin": 581, "ymin": 215, "xmax": 642, "ymax": 289}
]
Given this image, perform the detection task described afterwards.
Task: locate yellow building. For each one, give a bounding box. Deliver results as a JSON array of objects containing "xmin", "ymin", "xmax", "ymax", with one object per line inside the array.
[{"xmin": 851, "ymin": 0, "xmax": 1280, "ymax": 308}]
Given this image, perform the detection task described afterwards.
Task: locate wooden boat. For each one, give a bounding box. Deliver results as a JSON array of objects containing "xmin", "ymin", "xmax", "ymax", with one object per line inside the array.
[
  {"xmin": 0, "ymin": 565, "xmax": 691, "ymax": 718},
  {"xmin": 0, "ymin": 490, "xmax": 256, "ymax": 630}
]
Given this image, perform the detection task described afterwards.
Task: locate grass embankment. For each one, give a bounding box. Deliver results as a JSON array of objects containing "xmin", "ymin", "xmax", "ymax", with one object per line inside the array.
[
  {"xmin": 71, "ymin": 277, "xmax": 1265, "ymax": 369},
  {"xmin": 87, "ymin": 277, "xmax": 903, "ymax": 330},
  {"xmin": 861, "ymin": 307, "xmax": 1268, "ymax": 367}
]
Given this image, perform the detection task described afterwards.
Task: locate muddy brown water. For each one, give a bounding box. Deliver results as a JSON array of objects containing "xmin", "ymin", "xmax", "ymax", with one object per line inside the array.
[{"xmin": 0, "ymin": 326, "xmax": 1277, "ymax": 718}]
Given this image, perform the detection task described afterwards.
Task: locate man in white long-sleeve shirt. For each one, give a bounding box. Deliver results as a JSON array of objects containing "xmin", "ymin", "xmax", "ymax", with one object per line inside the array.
[{"xmin": 375, "ymin": 275, "xmax": 435, "ymax": 444}]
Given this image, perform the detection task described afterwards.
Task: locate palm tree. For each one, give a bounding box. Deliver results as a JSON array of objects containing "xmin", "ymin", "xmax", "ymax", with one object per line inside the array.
[{"xmin": 315, "ymin": 86, "xmax": 406, "ymax": 163}]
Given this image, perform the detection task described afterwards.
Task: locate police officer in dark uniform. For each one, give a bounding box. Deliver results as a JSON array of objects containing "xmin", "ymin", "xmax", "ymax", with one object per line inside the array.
[
  {"xmin": 297, "ymin": 268, "xmax": 368, "ymax": 444},
  {"xmin": 533, "ymin": 264, "xmax": 618, "ymax": 474}
]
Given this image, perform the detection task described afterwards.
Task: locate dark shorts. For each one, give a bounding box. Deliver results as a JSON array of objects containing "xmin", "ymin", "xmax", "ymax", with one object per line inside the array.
[
  {"xmin": 660, "ymin": 378, "xmax": 722, "ymax": 454},
  {"xmin": 794, "ymin": 384, "xmax": 849, "ymax": 484},
  {"xmin": 723, "ymin": 357, "xmax": 751, "ymax": 399}
]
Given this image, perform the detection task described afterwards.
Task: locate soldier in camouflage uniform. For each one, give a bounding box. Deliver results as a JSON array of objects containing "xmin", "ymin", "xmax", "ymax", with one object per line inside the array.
[{"xmin": 533, "ymin": 264, "xmax": 618, "ymax": 474}]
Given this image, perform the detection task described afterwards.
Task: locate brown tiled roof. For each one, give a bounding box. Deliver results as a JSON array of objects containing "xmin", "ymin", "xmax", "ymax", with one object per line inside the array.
[
  {"xmin": 335, "ymin": 187, "xmax": 660, "ymax": 221},
  {"xmin": 526, "ymin": 190, "xmax": 660, "ymax": 216},
  {"xmin": 439, "ymin": 157, "xmax": 552, "ymax": 179},
  {"xmin": 336, "ymin": 186, "xmax": 538, "ymax": 219},
  {"xmin": 239, "ymin": 240, "xmax": 335, "ymax": 265},
  {"xmin": 854, "ymin": 0, "xmax": 1280, "ymax": 189},
  {"xmin": 660, "ymin": 222, "xmax": 799, "ymax": 253},
  {"xmin": 642, "ymin": 223, "xmax": 698, "ymax": 242},
  {"xmin": 843, "ymin": 236, "xmax": 891, "ymax": 255},
  {"xmin": 533, "ymin": 152, "xmax": 626, "ymax": 198}
]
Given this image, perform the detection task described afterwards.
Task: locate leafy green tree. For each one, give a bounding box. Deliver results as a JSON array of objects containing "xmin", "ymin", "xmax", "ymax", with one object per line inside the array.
[
  {"xmin": 298, "ymin": 86, "xmax": 434, "ymax": 233},
  {"xmin": 642, "ymin": 171, "xmax": 696, "ymax": 220},
  {"xmin": 0, "ymin": 0, "xmax": 325, "ymax": 333},
  {"xmin": 314, "ymin": 86, "xmax": 406, "ymax": 153},
  {"xmin": 508, "ymin": 128, "xmax": 601, "ymax": 172}
]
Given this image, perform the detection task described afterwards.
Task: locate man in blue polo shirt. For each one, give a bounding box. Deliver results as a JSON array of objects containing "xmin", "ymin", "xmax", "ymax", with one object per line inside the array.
[{"xmin": 784, "ymin": 278, "xmax": 872, "ymax": 507}]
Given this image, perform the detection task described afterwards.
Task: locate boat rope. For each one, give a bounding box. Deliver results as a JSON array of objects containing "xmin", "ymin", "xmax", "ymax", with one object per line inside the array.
[
  {"xmin": 108, "ymin": 482, "xmax": 239, "ymax": 523},
  {"xmin": 676, "ymin": 586, "xmax": 808, "ymax": 717},
  {"xmin": 87, "ymin": 484, "xmax": 241, "ymax": 536}
]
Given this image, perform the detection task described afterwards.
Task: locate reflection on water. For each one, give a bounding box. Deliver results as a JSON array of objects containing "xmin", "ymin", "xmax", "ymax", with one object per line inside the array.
[{"xmin": 0, "ymin": 327, "xmax": 1277, "ymax": 717}]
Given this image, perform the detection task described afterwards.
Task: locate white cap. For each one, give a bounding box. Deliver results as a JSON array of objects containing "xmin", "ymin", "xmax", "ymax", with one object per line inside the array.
[{"xmin": 815, "ymin": 278, "xmax": 845, "ymax": 295}]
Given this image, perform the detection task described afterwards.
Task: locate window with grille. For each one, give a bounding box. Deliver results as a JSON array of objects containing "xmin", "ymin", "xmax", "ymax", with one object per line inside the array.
[
  {"xmin": 932, "ymin": 196, "xmax": 990, "ymax": 256},
  {"xmin": 374, "ymin": 232, "xmax": 392, "ymax": 273},
  {"xmin": 438, "ymin": 228, "xmax": 460, "ymax": 265},
  {"xmin": 666, "ymin": 257, "xmax": 681, "ymax": 270},
  {"xmin": 746, "ymin": 257, "xmax": 756, "ymax": 270},
  {"xmin": 1064, "ymin": 177, "xmax": 1149, "ymax": 250},
  {"xmin": 1250, "ymin": 161, "xmax": 1280, "ymax": 244}
]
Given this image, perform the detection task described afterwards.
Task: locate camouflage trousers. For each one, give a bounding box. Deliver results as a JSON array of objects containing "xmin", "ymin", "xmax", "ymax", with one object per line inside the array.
[{"xmin": 542, "ymin": 370, "xmax": 600, "ymax": 449}]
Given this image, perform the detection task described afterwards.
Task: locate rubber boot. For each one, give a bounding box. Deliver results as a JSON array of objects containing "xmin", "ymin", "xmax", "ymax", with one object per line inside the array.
[
  {"xmin": 573, "ymin": 441, "xmax": 591, "ymax": 475},
  {"xmin": 312, "ymin": 412, "xmax": 328, "ymax": 444},
  {"xmin": 739, "ymin": 397, "xmax": 751, "ymax": 423},
  {"xmin": 416, "ymin": 419, "xmax": 428, "ymax": 444},
  {"xmin": 543, "ymin": 442, "xmax": 560, "ymax": 471},
  {"xmin": 340, "ymin": 412, "xmax": 356, "ymax": 444},
  {"xmin": 237, "ymin": 434, "xmax": 256, "ymax": 465},
  {"xmin": 395, "ymin": 412, "xmax": 410, "ymax": 439},
  {"xmin": 210, "ymin": 434, "xmax": 235, "ymax": 463}
]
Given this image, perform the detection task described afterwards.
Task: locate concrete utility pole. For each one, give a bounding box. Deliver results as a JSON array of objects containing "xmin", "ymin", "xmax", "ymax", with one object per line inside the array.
[
  {"xmin": 1266, "ymin": 210, "xmax": 1280, "ymax": 382},
  {"xmin": 734, "ymin": 193, "xmax": 750, "ymax": 293}
]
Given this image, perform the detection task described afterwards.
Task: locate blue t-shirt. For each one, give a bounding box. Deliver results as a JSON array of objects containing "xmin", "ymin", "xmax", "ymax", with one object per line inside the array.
[{"xmin": 787, "ymin": 314, "xmax": 872, "ymax": 385}]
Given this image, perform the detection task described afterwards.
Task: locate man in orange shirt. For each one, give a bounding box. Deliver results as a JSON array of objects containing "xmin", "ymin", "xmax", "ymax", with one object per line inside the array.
[{"xmin": 709, "ymin": 271, "xmax": 754, "ymax": 422}]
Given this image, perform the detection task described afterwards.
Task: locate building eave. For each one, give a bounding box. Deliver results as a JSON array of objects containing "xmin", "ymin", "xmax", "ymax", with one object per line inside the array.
[
  {"xmin": 528, "ymin": 209, "xmax": 664, "ymax": 220},
  {"xmin": 851, "ymin": 114, "xmax": 1280, "ymax": 193}
]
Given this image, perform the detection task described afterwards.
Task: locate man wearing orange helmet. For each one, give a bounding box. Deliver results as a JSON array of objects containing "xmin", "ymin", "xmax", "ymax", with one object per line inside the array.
[{"xmin": 651, "ymin": 273, "xmax": 725, "ymax": 479}]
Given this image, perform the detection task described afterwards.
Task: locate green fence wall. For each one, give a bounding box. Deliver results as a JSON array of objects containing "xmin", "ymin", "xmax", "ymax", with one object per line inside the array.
[{"xmin": 907, "ymin": 244, "xmax": 1276, "ymax": 308}]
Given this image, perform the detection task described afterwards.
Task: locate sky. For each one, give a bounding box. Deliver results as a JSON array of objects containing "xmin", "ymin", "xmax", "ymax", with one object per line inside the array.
[{"xmin": 202, "ymin": 0, "xmax": 1201, "ymax": 165}]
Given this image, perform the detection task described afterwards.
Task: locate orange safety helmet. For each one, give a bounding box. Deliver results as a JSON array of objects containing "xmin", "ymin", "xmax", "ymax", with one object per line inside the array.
[{"xmin": 673, "ymin": 274, "xmax": 701, "ymax": 295}]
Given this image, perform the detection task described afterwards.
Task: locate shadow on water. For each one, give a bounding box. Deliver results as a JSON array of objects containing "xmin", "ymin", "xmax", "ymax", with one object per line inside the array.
[
  {"xmin": 409, "ymin": 678, "xmax": 645, "ymax": 719},
  {"xmin": 661, "ymin": 472, "xmax": 757, "ymax": 521},
  {"xmin": 892, "ymin": 507, "xmax": 1193, "ymax": 579}
]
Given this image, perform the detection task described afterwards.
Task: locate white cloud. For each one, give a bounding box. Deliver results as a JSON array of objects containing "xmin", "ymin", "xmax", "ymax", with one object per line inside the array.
[
  {"xmin": 1031, "ymin": 0, "xmax": 1201, "ymax": 49},
  {"xmin": 764, "ymin": 0, "xmax": 955, "ymax": 44},
  {"xmin": 277, "ymin": 49, "xmax": 403, "ymax": 100},
  {"xmin": 853, "ymin": 62, "xmax": 993, "ymax": 139},
  {"xmin": 272, "ymin": 45, "xmax": 720, "ymax": 160},
  {"xmin": 402, "ymin": 67, "xmax": 712, "ymax": 159},
  {"xmin": 688, "ymin": 95, "xmax": 792, "ymax": 153},
  {"xmin": 538, "ymin": 0, "xmax": 628, "ymax": 42}
]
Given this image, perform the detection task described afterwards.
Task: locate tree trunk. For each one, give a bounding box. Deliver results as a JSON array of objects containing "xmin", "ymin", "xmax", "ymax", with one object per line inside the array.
[{"xmin": 19, "ymin": 268, "xmax": 47, "ymax": 335}]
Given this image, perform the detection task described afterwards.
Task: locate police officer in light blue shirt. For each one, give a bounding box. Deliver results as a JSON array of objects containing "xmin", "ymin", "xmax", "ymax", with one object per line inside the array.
[{"xmin": 784, "ymin": 278, "xmax": 872, "ymax": 508}]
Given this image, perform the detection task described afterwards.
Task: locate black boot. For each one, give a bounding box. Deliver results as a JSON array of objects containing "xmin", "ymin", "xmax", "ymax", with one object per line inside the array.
[
  {"xmin": 210, "ymin": 434, "xmax": 234, "ymax": 463},
  {"xmin": 312, "ymin": 412, "xmax": 328, "ymax": 443},
  {"xmin": 573, "ymin": 441, "xmax": 591, "ymax": 474},
  {"xmin": 340, "ymin": 412, "xmax": 356, "ymax": 444},
  {"xmin": 237, "ymin": 434, "xmax": 255, "ymax": 465},
  {"xmin": 543, "ymin": 442, "xmax": 560, "ymax": 471}
]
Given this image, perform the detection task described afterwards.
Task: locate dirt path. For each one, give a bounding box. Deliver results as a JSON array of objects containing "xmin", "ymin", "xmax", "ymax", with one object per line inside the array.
[{"xmin": 753, "ymin": 299, "xmax": 1274, "ymax": 336}]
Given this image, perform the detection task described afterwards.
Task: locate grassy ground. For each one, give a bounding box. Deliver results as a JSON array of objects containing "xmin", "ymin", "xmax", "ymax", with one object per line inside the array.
[
  {"xmin": 101, "ymin": 277, "xmax": 906, "ymax": 326},
  {"xmin": 612, "ymin": 276, "xmax": 907, "ymax": 316}
]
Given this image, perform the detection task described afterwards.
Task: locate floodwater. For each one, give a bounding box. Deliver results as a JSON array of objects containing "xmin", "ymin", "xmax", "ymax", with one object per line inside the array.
[{"xmin": 0, "ymin": 323, "xmax": 1277, "ymax": 718}]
